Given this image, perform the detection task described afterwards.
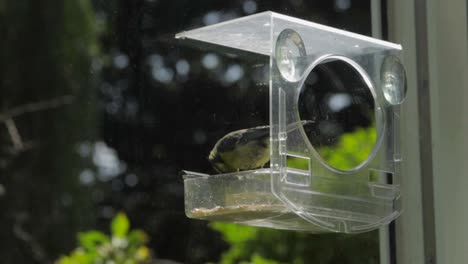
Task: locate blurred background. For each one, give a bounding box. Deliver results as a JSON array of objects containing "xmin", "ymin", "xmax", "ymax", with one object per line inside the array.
[{"xmin": 0, "ymin": 0, "xmax": 382, "ymax": 263}]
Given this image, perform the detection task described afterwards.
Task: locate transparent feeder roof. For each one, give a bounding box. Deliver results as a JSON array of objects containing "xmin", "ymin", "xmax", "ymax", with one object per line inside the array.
[{"xmin": 176, "ymin": 11, "xmax": 401, "ymax": 56}]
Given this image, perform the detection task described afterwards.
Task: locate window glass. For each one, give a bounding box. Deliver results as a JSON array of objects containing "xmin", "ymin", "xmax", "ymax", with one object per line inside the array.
[{"xmin": 0, "ymin": 0, "xmax": 379, "ymax": 263}]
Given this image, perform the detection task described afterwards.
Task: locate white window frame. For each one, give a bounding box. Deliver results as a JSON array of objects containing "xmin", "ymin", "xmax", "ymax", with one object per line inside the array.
[{"xmin": 384, "ymin": 0, "xmax": 468, "ymax": 263}]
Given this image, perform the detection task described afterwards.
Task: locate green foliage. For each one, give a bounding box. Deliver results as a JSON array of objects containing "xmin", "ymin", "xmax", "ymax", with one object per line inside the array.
[
  {"xmin": 286, "ymin": 157, "xmax": 309, "ymax": 171},
  {"xmin": 212, "ymin": 126, "xmax": 380, "ymax": 263},
  {"xmin": 211, "ymin": 222, "xmax": 258, "ymax": 243},
  {"xmin": 249, "ymin": 255, "xmax": 280, "ymax": 264},
  {"xmin": 288, "ymin": 126, "xmax": 377, "ymax": 196},
  {"xmin": 211, "ymin": 222, "xmax": 378, "ymax": 264},
  {"xmin": 287, "ymin": 126, "xmax": 376, "ymax": 172},
  {"xmin": 56, "ymin": 212, "xmax": 152, "ymax": 264},
  {"xmin": 64, "ymin": 0, "xmax": 101, "ymax": 59},
  {"xmin": 112, "ymin": 212, "xmax": 130, "ymax": 238},
  {"xmin": 318, "ymin": 126, "xmax": 376, "ymax": 171}
]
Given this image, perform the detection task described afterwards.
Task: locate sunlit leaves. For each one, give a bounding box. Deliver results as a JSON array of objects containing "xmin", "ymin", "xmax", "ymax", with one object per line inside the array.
[
  {"xmin": 56, "ymin": 212, "xmax": 152, "ymax": 264},
  {"xmin": 318, "ymin": 126, "xmax": 376, "ymax": 171},
  {"xmin": 111, "ymin": 212, "xmax": 130, "ymax": 238},
  {"xmin": 287, "ymin": 126, "xmax": 377, "ymax": 172},
  {"xmin": 211, "ymin": 222, "xmax": 258, "ymax": 243},
  {"xmin": 78, "ymin": 230, "xmax": 109, "ymax": 252},
  {"xmin": 249, "ymin": 254, "xmax": 280, "ymax": 264}
]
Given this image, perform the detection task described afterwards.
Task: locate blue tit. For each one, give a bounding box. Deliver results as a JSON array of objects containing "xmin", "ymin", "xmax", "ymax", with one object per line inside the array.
[
  {"xmin": 208, "ymin": 125, "xmax": 270, "ymax": 173},
  {"xmin": 208, "ymin": 120, "xmax": 313, "ymax": 173}
]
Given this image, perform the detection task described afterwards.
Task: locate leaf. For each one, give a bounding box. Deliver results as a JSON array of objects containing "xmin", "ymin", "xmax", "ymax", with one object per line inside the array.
[
  {"xmin": 210, "ymin": 222, "xmax": 257, "ymax": 243},
  {"xmin": 111, "ymin": 212, "xmax": 130, "ymax": 238},
  {"xmin": 78, "ymin": 230, "xmax": 109, "ymax": 251},
  {"xmin": 251, "ymin": 254, "xmax": 280, "ymax": 264},
  {"xmin": 56, "ymin": 249, "xmax": 95, "ymax": 264},
  {"xmin": 135, "ymin": 246, "xmax": 151, "ymax": 261},
  {"xmin": 57, "ymin": 211, "xmax": 156, "ymax": 263},
  {"xmin": 128, "ymin": 230, "xmax": 149, "ymax": 246},
  {"xmin": 318, "ymin": 126, "xmax": 376, "ymax": 171}
]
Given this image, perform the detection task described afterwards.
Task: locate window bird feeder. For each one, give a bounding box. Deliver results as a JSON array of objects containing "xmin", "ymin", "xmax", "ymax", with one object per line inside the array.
[{"xmin": 178, "ymin": 12, "xmax": 406, "ymax": 233}]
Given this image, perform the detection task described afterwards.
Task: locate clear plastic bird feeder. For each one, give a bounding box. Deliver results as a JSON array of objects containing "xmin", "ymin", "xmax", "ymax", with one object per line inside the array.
[{"xmin": 178, "ymin": 12, "xmax": 406, "ymax": 233}]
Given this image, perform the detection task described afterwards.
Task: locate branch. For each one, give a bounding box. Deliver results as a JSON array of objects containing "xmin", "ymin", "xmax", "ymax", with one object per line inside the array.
[
  {"xmin": 0, "ymin": 95, "xmax": 74, "ymax": 152},
  {"xmin": 0, "ymin": 95, "xmax": 74, "ymax": 122},
  {"xmin": 4, "ymin": 118, "xmax": 24, "ymax": 151},
  {"xmin": 13, "ymin": 213, "xmax": 48, "ymax": 263}
]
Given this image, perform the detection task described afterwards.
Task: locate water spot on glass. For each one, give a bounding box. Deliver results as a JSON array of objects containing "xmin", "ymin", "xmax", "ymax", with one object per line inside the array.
[
  {"xmin": 193, "ymin": 129, "xmax": 207, "ymax": 144},
  {"xmin": 125, "ymin": 173, "xmax": 138, "ymax": 187},
  {"xmin": 201, "ymin": 53, "xmax": 219, "ymax": 70},
  {"xmin": 91, "ymin": 58, "xmax": 103, "ymax": 72},
  {"xmin": 95, "ymin": 11, "xmax": 108, "ymax": 25},
  {"xmin": 176, "ymin": 59, "xmax": 190, "ymax": 75},
  {"xmin": 106, "ymin": 101, "xmax": 120, "ymax": 114},
  {"xmin": 101, "ymin": 206, "xmax": 115, "ymax": 218},
  {"xmin": 100, "ymin": 82, "xmax": 114, "ymax": 95},
  {"xmin": 77, "ymin": 141, "xmax": 92, "ymax": 157},
  {"xmin": 113, "ymin": 53, "xmax": 129, "ymax": 69},
  {"xmin": 125, "ymin": 99, "xmax": 139, "ymax": 117},
  {"xmin": 152, "ymin": 67, "xmax": 174, "ymax": 83},
  {"xmin": 318, "ymin": 120, "xmax": 343, "ymax": 138},
  {"xmin": 147, "ymin": 54, "xmax": 164, "ymax": 68},
  {"xmin": 203, "ymin": 11, "xmax": 221, "ymax": 25},
  {"xmin": 275, "ymin": 29, "xmax": 306, "ymax": 82},
  {"xmin": 79, "ymin": 169, "xmax": 95, "ymax": 185},
  {"xmin": 334, "ymin": 0, "xmax": 351, "ymax": 12},
  {"xmin": 328, "ymin": 93, "xmax": 352, "ymax": 112},
  {"xmin": 224, "ymin": 64, "xmax": 244, "ymax": 83},
  {"xmin": 381, "ymin": 56, "xmax": 407, "ymax": 105},
  {"xmin": 243, "ymin": 0, "xmax": 257, "ymax": 14}
]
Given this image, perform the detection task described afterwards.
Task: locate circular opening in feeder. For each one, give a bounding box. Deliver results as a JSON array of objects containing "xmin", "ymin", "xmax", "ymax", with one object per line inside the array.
[{"xmin": 298, "ymin": 56, "xmax": 380, "ymax": 172}]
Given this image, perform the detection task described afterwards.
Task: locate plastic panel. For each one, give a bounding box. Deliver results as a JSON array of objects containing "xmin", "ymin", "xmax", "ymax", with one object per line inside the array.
[{"xmin": 179, "ymin": 12, "xmax": 405, "ymax": 233}]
